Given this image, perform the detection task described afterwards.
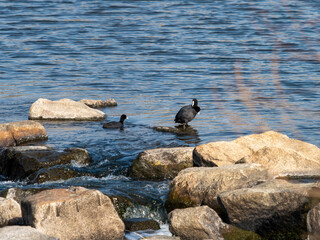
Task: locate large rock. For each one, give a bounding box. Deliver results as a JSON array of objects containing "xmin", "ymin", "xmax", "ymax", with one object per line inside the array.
[
  {"xmin": 0, "ymin": 187, "xmax": 48, "ymax": 203},
  {"xmin": 218, "ymin": 179, "xmax": 320, "ymax": 239},
  {"xmin": 0, "ymin": 226, "xmax": 58, "ymax": 240},
  {"xmin": 0, "ymin": 197, "xmax": 22, "ymax": 227},
  {"xmin": 307, "ymin": 203, "xmax": 320, "ymax": 240},
  {"xmin": 29, "ymin": 98, "xmax": 106, "ymax": 120},
  {"xmin": 0, "ymin": 147, "xmax": 91, "ymax": 181},
  {"xmin": 21, "ymin": 187, "xmax": 125, "ymax": 240},
  {"xmin": 168, "ymin": 206, "xmax": 226, "ymax": 240},
  {"xmin": 193, "ymin": 131, "xmax": 320, "ymax": 169},
  {"xmin": 79, "ymin": 98, "xmax": 117, "ymax": 108},
  {"xmin": 239, "ymin": 146, "xmax": 320, "ymax": 177},
  {"xmin": 165, "ymin": 163, "xmax": 268, "ymax": 213},
  {"xmin": 130, "ymin": 147, "xmax": 194, "ymax": 180},
  {"xmin": 0, "ymin": 121, "xmax": 48, "ymax": 147}
]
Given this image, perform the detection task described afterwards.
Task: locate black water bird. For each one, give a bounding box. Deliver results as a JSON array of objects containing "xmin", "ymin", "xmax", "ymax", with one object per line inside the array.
[
  {"xmin": 103, "ymin": 114, "xmax": 128, "ymax": 129},
  {"xmin": 174, "ymin": 99, "xmax": 200, "ymax": 127}
]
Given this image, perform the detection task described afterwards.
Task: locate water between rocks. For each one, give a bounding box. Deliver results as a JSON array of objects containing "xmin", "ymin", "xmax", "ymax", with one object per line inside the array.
[{"xmin": 0, "ymin": 0, "xmax": 319, "ymax": 238}]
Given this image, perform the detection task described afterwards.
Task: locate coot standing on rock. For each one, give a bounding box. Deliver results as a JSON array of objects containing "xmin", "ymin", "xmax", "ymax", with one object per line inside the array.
[
  {"xmin": 174, "ymin": 99, "xmax": 200, "ymax": 127},
  {"xmin": 103, "ymin": 114, "xmax": 128, "ymax": 129}
]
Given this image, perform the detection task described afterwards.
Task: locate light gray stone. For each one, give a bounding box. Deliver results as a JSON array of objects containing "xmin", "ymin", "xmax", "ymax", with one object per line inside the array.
[
  {"xmin": 0, "ymin": 226, "xmax": 58, "ymax": 240},
  {"xmin": 0, "ymin": 197, "xmax": 22, "ymax": 227}
]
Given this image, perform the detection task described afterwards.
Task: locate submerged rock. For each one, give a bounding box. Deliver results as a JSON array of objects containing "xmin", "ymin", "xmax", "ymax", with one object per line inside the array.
[
  {"xmin": 29, "ymin": 98, "xmax": 106, "ymax": 121},
  {"xmin": 168, "ymin": 206, "xmax": 226, "ymax": 240},
  {"xmin": 0, "ymin": 226, "xmax": 58, "ymax": 240},
  {"xmin": 218, "ymin": 179, "xmax": 320, "ymax": 239},
  {"xmin": 0, "ymin": 121, "xmax": 48, "ymax": 147},
  {"xmin": 21, "ymin": 187, "xmax": 125, "ymax": 240},
  {"xmin": 165, "ymin": 163, "xmax": 268, "ymax": 213},
  {"xmin": 123, "ymin": 218, "xmax": 160, "ymax": 231},
  {"xmin": 0, "ymin": 197, "xmax": 22, "ymax": 227},
  {"xmin": 307, "ymin": 202, "xmax": 320, "ymax": 240},
  {"xmin": 130, "ymin": 147, "xmax": 194, "ymax": 180},
  {"xmin": 79, "ymin": 98, "xmax": 117, "ymax": 108},
  {"xmin": 193, "ymin": 131, "xmax": 320, "ymax": 172},
  {"xmin": 0, "ymin": 147, "xmax": 91, "ymax": 181}
]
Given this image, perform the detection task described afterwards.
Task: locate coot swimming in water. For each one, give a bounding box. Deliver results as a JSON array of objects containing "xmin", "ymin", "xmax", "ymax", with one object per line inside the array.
[
  {"xmin": 103, "ymin": 114, "xmax": 128, "ymax": 129},
  {"xmin": 175, "ymin": 99, "xmax": 200, "ymax": 127}
]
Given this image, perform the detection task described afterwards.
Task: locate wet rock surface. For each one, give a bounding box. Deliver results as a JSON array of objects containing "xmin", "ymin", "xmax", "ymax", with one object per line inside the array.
[
  {"xmin": 29, "ymin": 98, "xmax": 106, "ymax": 120},
  {"xmin": 124, "ymin": 218, "xmax": 160, "ymax": 231},
  {"xmin": 79, "ymin": 98, "xmax": 117, "ymax": 108},
  {"xmin": 130, "ymin": 147, "xmax": 194, "ymax": 180}
]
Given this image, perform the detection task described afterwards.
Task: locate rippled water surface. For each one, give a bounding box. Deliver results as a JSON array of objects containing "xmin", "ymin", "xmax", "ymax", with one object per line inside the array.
[{"xmin": 0, "ymin": 0, "xmax": 319, "ymax": 237}]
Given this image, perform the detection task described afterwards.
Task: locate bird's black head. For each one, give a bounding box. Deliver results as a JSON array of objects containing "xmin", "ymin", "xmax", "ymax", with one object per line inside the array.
[
  {"xmin": 192, "ymin": 98, "xmax": 198, "ymax": 107},
  {"xmin": 194, "ymin": 106, "xmax": 200, "ymax": 113},
  {"xmin": 120, "ymin": 114, "xmax": 128, "ymax": 123}
]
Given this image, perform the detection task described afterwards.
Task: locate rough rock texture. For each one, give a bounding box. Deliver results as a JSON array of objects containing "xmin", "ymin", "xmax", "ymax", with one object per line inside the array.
[
  {"xmin": 21, "ymin": 187, "xmax": 125, "ymax": 240},
  {"xmin": 123, "ymin": 218, "xmax": 160, "ymax": 231},
  {"xmin": 0, "ymin": 197, "xmax": 22, "ymax": 227},
  {"xmin": 307, "ymin": 203, "xmax": 320, "ymax": 240},
  {"xmin": 143, "ymin": 236, "xmax": 180, "ymax": 240},
  {"xmin": 0, "ymin": 187, "xmax": 48, "ymax": 203},
  {"xmin": 0, "ymin": 147, "xmax": 91, "ymax": 181},
  {"xmin": 165, "ymin": 163, "xmax": 268, "ymax": 213},
  {"xmin": 79, "ymin": 98, "xmax": 117, "ymax": 108},
  {"xmin": 168, "ymin": 206, "xmax": 226, "ymax": 240},
  {"xmin": 130, "ymin": 147, "xmax": 194, "ymax": 180},
  {"xmin": 0, "ymin": 121, "xmax": 48, "ymax": 147},
  {"xmin": 193, "ymin": 131, "xmax": 320, "ymax": 170},
  {"xmin": 240, "ymin": 146, "xmax": 320, "ymax": 177},
  {"xmin": 0, "ymin": 226, "xmax": 58, "ymax": 240},
  {"xmin": 29, "ymin": 98, "xmax": 106, "ymax": 120},
  {"xmin": 218, "ymin": 179, "xmax": 320, "ymax": 239}
]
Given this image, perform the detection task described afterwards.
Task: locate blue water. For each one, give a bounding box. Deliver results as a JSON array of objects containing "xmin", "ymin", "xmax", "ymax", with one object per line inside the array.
[{"xmin": 0, "ymin": 0, "xmax": 319, "ymax": 237}]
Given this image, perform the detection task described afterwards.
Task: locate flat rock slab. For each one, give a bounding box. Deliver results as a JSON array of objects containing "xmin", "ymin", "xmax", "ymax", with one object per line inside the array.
[
  {"xmin": 130, "ymin": 147, "xmax": 194, "ymax": 180},
  {"xmin": 0, "ymin": 121, "xmax": 48, "ymax": 147},
  {"xmin": 165, "ymin": 163, "xmax": 268, "ymax": 213},
  {"xmin": 79, "ymin": 98, "xmax": 117, "ymax": 108},
  {"xmin": 29, "ymin": 98, "xmax": 106, "ymax": 120},
  {"xmin": 0, "ymin": 226, "xmax": 58, "ymax": 240},
  {"xmin": 218, "ymin": 179, "xmax": 320, "ymax": 238},
  {"xmin": 124, "ymin": 218, "xmax": 160, "ymax": 231},
  {"xmin": 21, "ymin": 187, "xmax": 125, "ymax": 240},
  {"xmin": 0, "ymin": 147, "xmax": 91, "ymax": 181}
]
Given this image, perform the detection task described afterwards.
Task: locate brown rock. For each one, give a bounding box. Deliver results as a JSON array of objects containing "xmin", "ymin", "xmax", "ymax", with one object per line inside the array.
[
  {"xmin": 79, "ymin": 98, "xmax": 117, "ymax": 108},
  {"xmin": 0, "ymin": 197, "xmax": 22, "ymax": 227},
  {"xmin": 193, "ymin": 131, "xmax": 320, "ymax": 168},
  {"xmin": 0, "ymin": 121, "xmax": 47, "ymax": 147},
  {"xmin": 307, "ymin": 203, "xmax": 320, "ymax": 240},
  {"xmin": 165, "ymin": 163, "xmax": 268, "ymax": 213},
  {"xmin": 218, "ymin": 179, "xmax": 320, "ymax": 238},
  {"xmin": 130, "ymin": 147, "xmax": 194, "ymax": 180},
  {"xmin": 168, "ymin": 206, "xmax": 226, "ymax": 240},
  {"xmin": 29, "ymin": 98, "xmax": 106, "ymax": 120},
  {"xmin": 21, "ymin": 187, "xmax": 125, "ymax": 240},
  {"xmin": 123, "ymin": 218, "xmax": 160, "ymax": 231}
]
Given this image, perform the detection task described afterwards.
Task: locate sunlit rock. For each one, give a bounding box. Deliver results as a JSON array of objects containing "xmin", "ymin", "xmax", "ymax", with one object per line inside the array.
[
  {"xmin": 165, "ymin": 163, "xmax": 268, "ymax": 213},
  {"xmin": 29, "ymin": 98, "xmax": 106, "ymax": 120},
  {"xmin": 0, "ymin": 197, "xmax": 22, "ymax": 227},
  {"xmin": 0, "ymin": 121, "xmax": 48, "ymax": 147},
  {"xmin": 307, "ymin": 202, "xmax": 320, "ymax": 240},
  {"xmin": 79, "ymin": 98, "xmax": 117, "ymax": 108},
  {"xmin": 168, "ymin": 206, "xmax": 226, "ymax": 240},
  {"xmin": 21, "ymin": 187, "xmax": 125, "ymax": 240},
  {"xmin": 130, "ymin": 147, "xmax": 194, "ymax": 180},
  {"xmin": 0, "ymin": 147, "xmax": 91, "ymax": 181},
  {"xmin": 0, "ymin": 226, "xmax": 58, "ymax": 240},
  {"xmin": 218, "ymin": 179, "xmax": 320, "ymax": 239},
  {"xmin": 143, "ymin": 236, "xmax": 180, "ymax": 240}
]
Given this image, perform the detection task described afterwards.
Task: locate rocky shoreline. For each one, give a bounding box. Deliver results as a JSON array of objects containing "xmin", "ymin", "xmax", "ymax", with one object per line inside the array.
[{"xmin": 0, "ymin": 98, "xmax": 319, "ymax": 240}]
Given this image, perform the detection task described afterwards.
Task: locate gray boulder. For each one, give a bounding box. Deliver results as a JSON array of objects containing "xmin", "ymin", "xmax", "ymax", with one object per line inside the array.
[
  {"xmin": 21, "ymin": 187, "xmax": 125, "ymax": 240},
  {"xmin": 79, "ymin": 98, "xmax": 117, "ymax": 108},
  {"xmin": 0, "ymin": 226, "xmax": 58, "ymax": 240},
  {"xmin": 0, "ymin": 197, "xmax": 22, "ymax": 227},
  {"xmin": 130, "ymin": 147, "xmax": 194, "ymax": 180},
  {"xmin": 29, "ymin": 98, "xmax": 106, "ymax": 120},
  {"xmin": 165, "ymin": 163, "xmax": 268, "ymax": 213}
]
